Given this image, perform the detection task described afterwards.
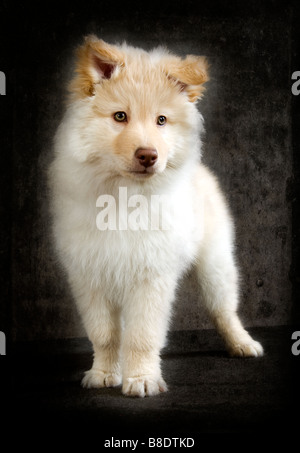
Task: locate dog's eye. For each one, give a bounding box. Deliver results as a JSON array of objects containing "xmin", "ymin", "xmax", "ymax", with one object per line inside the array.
[
  {"xmin": 157, "ymin": 115, "xmax": 167, "ymax": 126},
  {"xmin": 114, "ymin": 111, "xmax": 127, "ymax": 122}
]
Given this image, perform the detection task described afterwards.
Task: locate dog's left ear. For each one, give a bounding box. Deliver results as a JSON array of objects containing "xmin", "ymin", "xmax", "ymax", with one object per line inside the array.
[{"xmin": 164, "ymin": 55, "xmax": 209, "ymax": 102}]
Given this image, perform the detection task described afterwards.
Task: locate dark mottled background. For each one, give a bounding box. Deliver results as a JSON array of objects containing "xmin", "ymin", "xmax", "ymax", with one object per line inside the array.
[{"xmin": 0, "ymin": 0, "xmax": 299, "ymax": 343}]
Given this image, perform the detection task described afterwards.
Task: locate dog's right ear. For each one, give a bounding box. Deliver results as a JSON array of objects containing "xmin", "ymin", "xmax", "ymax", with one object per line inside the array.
[{"xmin": 69, "ymin": 36, "xmax": 124, "ymax": 97}]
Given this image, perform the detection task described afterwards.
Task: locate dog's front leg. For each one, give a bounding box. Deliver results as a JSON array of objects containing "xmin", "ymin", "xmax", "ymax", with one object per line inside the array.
[
  {"xmin": 121, "ymin": 281, "xmax": 174, "ymax": 397},
  {"xmin": 77, "ymin": 292, "xmax": 122, "ymax": 389}
]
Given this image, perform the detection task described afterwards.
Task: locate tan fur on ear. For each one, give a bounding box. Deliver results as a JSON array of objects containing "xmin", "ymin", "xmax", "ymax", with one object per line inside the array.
[
  {"xmin": 164, "ymin": 55, "xmax": 209, "ymax": 102},
  {"xmin": 69, "ymin": 36, "xmax": 125, "ymax": 98}
]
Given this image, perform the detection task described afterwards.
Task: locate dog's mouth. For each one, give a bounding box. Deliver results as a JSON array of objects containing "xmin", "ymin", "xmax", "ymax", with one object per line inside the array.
[
  {"xmin": 127, "ymin": 166, "xmax": 159, "ymax": 178},
  {"xmin": 116, "ymin": 168, "xmax": 156, "ymax": 181},
  {"xmin": 131, "ymin": 169, "xmax": 155, "ymax": 176}
]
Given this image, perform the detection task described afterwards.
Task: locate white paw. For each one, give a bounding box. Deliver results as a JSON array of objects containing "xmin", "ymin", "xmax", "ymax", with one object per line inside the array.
[
  {"xmin": 122, "ymin": 376, "xmax": 168, "ymax": 397},
  {"xmin": 81, "ymin": 369, "xmax": 122, "ymax": 388},
  {"xmin": 229, "ymin": 339, "xmax": 264, "ymax": 357}
]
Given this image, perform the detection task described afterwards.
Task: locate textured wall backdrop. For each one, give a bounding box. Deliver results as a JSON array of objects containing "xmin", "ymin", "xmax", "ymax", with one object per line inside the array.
[{"xmin": 3, "ymin": 1, "xmax": 296, "ymax": 341}]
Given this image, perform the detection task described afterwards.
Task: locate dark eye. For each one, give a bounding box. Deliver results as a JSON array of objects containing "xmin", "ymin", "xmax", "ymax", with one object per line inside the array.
[
  {"xmin": 114, "ymin": 111, "xmax": 127, "ymax": 122},
  {"xmin": 157, "ymin": 115, "xmax": 167, "ymax": 126}
]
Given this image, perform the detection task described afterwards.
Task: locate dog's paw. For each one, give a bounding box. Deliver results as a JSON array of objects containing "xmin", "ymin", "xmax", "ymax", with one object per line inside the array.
[
  {"xmin": 228, "ymin": 339, "xmax": 264, "ymax": 357},
  {"xmin": 122, "ymin": 376, "xmax": 168, "ymax": 397},
  {"xmin": 81, "ymin": 369, "xmax": 122, "ymax": 388}
]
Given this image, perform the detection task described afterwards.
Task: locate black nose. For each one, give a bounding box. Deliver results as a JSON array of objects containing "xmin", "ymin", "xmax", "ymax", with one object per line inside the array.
[{"xmin": 135, "ymin": 148, "xmax": 158, "ymax": 168}]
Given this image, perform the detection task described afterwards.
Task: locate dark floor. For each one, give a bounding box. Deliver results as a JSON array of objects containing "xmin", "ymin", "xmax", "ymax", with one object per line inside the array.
[{"xmin": 4, "ymin": 326, "xmax": 300, "ymax": 442}]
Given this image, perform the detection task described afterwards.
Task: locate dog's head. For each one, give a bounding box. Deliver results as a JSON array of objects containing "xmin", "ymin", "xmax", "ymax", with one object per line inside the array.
[{"xmin": 67, "ymin": 36, "xmax": 209, "ymax": 180}]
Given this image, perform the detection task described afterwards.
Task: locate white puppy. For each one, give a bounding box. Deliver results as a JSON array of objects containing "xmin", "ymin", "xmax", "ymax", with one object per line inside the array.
[{"xmin": 49, "ymin": 36, "xmax": 263, "ymax": 397}]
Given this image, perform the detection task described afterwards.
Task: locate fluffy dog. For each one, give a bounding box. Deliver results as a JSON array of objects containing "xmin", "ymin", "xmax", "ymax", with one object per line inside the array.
[{"xmin": 49, "ymin": 36, "xmax": 263, "ymax": 397}]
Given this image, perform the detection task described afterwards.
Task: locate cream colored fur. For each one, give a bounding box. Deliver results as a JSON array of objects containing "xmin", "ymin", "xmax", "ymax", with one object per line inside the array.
[{"xmin": 49, "ymin": 37, "xmax": 263, "ymax": 398}]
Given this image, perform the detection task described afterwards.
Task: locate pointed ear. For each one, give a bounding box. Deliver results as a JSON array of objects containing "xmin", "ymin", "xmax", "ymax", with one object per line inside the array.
[
  {"xmin": 164, "ymin": 54, "xmax": 209, "ymax": 102},
  {"xmin": 69, "ymin": 36, "xmax": 125, "ymax": 97}
]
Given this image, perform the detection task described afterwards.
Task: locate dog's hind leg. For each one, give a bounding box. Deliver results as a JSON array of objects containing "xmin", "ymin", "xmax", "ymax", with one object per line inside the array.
[{"xmin": 195, "ymin": 227, "xmax": 263, "ymax": 358}]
